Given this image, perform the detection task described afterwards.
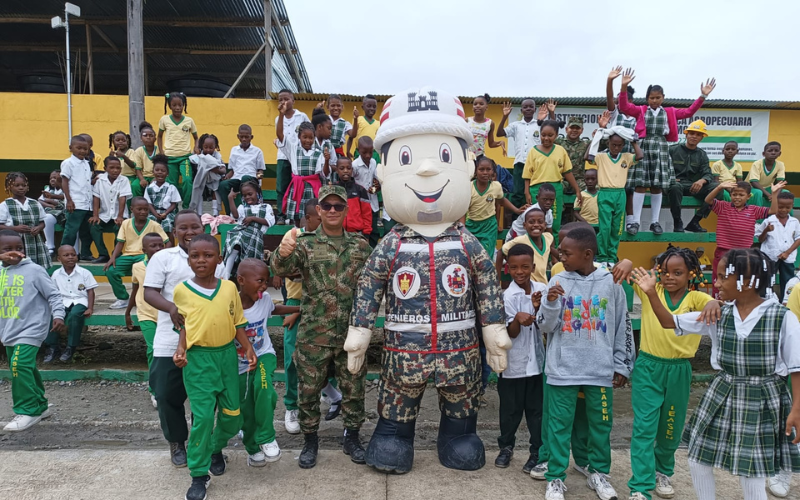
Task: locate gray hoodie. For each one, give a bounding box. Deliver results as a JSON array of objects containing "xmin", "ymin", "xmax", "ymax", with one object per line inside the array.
[
  {"xmin": 537, "ymin": 267, "xmax": 634, "ymax": 387},
  {"xmin": 0, "ymin": 259, "xmax": 65, "ymax": 347}
]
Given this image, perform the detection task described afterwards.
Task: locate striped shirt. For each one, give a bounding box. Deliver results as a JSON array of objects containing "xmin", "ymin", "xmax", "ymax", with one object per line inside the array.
[{"xmin": 711, "ymin": 199, "xmax": 769, "ymax": 250}]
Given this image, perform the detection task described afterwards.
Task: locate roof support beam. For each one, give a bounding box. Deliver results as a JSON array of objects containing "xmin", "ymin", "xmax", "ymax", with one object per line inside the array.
[
  {"xmin": 263, "ymin": 0, "xmax": 273, "ymax": 99},
  {"xmin": 0, "ymin": 16, "xmax": 267, "ymax": 28},
  {"xmin": 91, "ymin": 25, "xmax": 118, "ymax": 52},
  {"xmin": 0, "ymin": 45, "xmax": 265, "ymax": 55},
  {"xmin": 270, "ymin": 10, "xmax": 304, "ymax": 92},
  {"xmin": 127, "ymin": 0, "xmax": 145, "ymax": 148}
]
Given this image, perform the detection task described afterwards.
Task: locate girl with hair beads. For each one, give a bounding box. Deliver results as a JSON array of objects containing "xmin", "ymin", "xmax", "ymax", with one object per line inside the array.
[
  {"xmin": 38, "ymin": 170, "xmax": 65, "ymax": 256},
  {"xmin": 188, "ymin": 133, "xmax": 226, "ymax": 216},
  {"xmin": 627, "ymin": 246, "xmax": 713, "ymax": 500},
  {"xmin": 157, "ymin": 92, "xmax": 199, "ymax": 209},
  {"xmin": 145, "ymin": 155, "xmax": 182, "ymax": 243},
  {"xmin": 463, "ymin": 155, "xmax": 526, "ymax": 258},
  {"xmin": 222, "ymin": 178, "xmax": 274, "ymax": 279},
  {"xmin": 467, "ymin": 94, "xmax": 505, "ymax": 157},
  {"xmin": 276, "ymin": 103, "xmax": 329, "ymax": 225},
  {"xmin": 522, "ymin": 119, "xmax": 581, "ymax": 239},
  {"xmin": 619, "ymin": 69, "xmax": 716, "ymax": 235},
  {"xmin": 109, "ymin": 130, "xmax": 138, "ymax": 192},
  {"xmin": 632, "ymin": 248, "xmax": 800, "ymax": 500},
  {"xmin": 130, "ymin": 122, "xmax": 159, "ymax": 197},
  {"xmin": 0, "ymin": 172, "xmax": 50, "ymax": 268}
]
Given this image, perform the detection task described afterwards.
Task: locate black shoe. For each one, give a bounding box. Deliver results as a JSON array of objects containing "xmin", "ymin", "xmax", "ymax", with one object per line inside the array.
[
  {"xmin": 626, "ymin": 222, "xmax": 639, "ymax": 236},
  {"xmin": 325, "ymin": 401, "xmax": 342, "ymax": 421},
  {"xmin": 90, "ymin": 256, "xmax": 110, "ymax": 264},
  {"xmin": 365, "ymin": 417, "xmax": 416, "ymax": 474},
  {"xmin": 673, "ymin": 218, "xmax": 685, "ymax": 232},
  {"xmin": 79, "ymin": 255, "xmax": 94, "ymax": 262},
  {"xmin": 43, "ymin": 347, "xmax": 59, "ymax": 364},
  {"xmin": 208, "ymin": 452, "xmax": 226, "ymax": 476},
  {"xmin": 436, "ymin": 413, "xmax": 485, "ymax": 471},
  {"xmin": 686, "ymin": 219, "xmax": 707, "ymax": 233},
  {"xmin": 494, "ymin": 446, "xmax": 513, "ymax": 468},
  {"xmin": 59, "ymin": 346, "xmax": 75, "ymax": 363},
  {"xmin": 343, "ymin": 428, "xmax": 366, "ymax": 464},
  {"xmin": 185, "ymin": 475, "xmax": 210, "ymax": 500},
  {"xmin": 650, "ymin": 222, "xmax": 664, "ymax": 235},
  {"xmin": 170, "ymin": 442, "xmax": 188, "ymax": 468},
  {"xmin": 299, "ymin": 432, "xmax": 319, "ymax": 469},
  {"xmin": 522, "ymin": 454, "xmax": 538, "ymax": 474}
]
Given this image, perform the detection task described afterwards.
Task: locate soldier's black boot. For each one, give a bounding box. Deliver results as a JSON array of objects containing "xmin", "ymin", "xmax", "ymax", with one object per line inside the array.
[
  {"xmin": 299, "ymin": 432, "xmax": 319, "ymax": 469},
  {"xmin": 365, "ymin": 416, "xmax": 416, "ymax": 474},
  {"xmin": 342, "ymin": 428, "xmax": 366, "ymax": 464},
  {"xmin": 436, "ymin": 412, "xmax": 485, "ymax": 471}
]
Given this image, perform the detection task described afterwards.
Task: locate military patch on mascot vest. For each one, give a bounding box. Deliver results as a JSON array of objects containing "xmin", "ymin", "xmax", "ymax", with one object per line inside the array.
[
  {"xmin": 393, "ymin": 266, "xmax": 421, "ymax": 300},
  {"xmin": 442, "ymin": 264, "xmax": 469, "ymax": 297}
]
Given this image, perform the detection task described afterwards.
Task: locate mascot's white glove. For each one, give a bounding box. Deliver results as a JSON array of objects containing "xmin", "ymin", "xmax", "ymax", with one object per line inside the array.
[
  {"xmin": 344, "ymin": 326, "xmax": 372, "ymax": 374},
  {"xmin": 482, "ymin": 323, "xmax": 513, "ymax": 373}
]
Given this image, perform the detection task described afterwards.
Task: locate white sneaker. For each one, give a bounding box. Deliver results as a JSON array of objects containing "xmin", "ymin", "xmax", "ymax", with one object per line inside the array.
[
  {"xmin": 628, "ymin": 493, "xmax": 647, "ymax": 500},
  {"xmin": 654, "ymin": 472, "xmax": 675, "ymax": 499},
  {"xmin": 247, "ymin": 451, "xmax": 267, "ymax": 467},
  {"xmin": 530, "ymin": 460, "xmax": 548, "ymax": 480},
  {"xmin": 261, "ymin": 440, "xmax": 281, "ymax": 462},
  {"xmin": 768, "ymin": 470, "xmax": 791, "ymax": 498},
  {"xmin": 546, "ymin": 479, "xmax": 567, "ymax": 500},
  {"xmin": 573, "ymin": 463, "xmax": 591, "ymax": 478},
  {"xmin": 284, "ymin": 409, "xmax": 300, "ymax": 434},
  {"xmin": 3, "ymin": 409, "xmax": 50, "ymax": 432},
  {"xmin": 150, "ymin": 394, "xmax": 158, "ymax": 409},
  {"xmin": 109, "ymin": 299, "xmax": 129, "ymax": 309},
  {"xmin": 588, "ymin": 472, "xmax": 618, "ymax": 500}
]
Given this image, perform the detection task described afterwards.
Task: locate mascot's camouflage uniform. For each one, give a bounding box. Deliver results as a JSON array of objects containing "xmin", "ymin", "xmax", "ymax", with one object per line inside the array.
[{"xmin": 344, "ymin": 87, "xmax": 513, "ymax": 473}]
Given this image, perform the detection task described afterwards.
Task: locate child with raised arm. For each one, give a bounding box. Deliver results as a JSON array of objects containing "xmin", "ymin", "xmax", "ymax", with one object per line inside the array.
[
  {"xmin": 0, "ymin": 230, "xmax": 65, "ymax": 432},
  {"xmin": 631, "ymin": 248, "xmax": 800, "ymax": 500},
  {"xmin": 274, "ymin": 89, "xmax": 310, "ymax": 225},
  {"xmin": 756, "ymin": 190, "xmax": 800, "ymax": 303},
  {"xmin": 172, "ymin": 234, "xmax": 256, "ymax": 500},
  {"xmin": 494, "ymin": 244, "xmax": 547, "ymax": 473},
  {"xmin": 618, "ymin": 68, "xmax": 716, "ymax": 235},
  {"xmin": 537, "ymin": 226, "xmax": 634, "ymax": 500},
  {"xmin": 231, "ymin": 258, "xmax": 299, "ymax": 467},
  {"xmin": 705, "ymin": 180, "xmax": 785, "ymax": 293}
]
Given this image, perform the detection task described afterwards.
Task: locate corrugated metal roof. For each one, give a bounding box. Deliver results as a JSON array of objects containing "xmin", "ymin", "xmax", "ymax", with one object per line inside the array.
[
  {"xmin": 276, "ymin": 93, "xmax": 800, "ymax": 110},
  {"xmin": 0, "ymin": 0, "xmax": 312, "ymax": 96}
]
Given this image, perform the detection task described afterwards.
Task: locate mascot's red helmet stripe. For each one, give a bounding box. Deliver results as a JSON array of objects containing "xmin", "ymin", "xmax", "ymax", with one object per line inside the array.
[{"xmin": 454, "ymin": 98, "xmax": 465, "ymax": 119}]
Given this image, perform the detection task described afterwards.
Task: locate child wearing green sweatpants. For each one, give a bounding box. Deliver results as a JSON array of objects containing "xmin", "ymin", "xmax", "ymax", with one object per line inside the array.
[
  {"xmin": 105, "ymin": 198, "xmax": 169, "ymax": 309},
  {"xmin": 228, "ymin": 258, "xmax": 299, "ymax": 466},
  {"xmin": 0, "ymin": 231, "xmax": 66, "ymax": 432},
  {"xmin": 536, "ymin": 225, "xmax": 634, "ymax": 500},
  {"xmin": 173, "ymin": 234, "xmax": 255, "ymax": 500}
]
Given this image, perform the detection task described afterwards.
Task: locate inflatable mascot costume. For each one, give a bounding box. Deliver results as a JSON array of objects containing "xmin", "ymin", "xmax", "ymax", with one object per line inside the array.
[{"xmin": 344, "ymin": 87, "xmax": 512, "ymax": 473}]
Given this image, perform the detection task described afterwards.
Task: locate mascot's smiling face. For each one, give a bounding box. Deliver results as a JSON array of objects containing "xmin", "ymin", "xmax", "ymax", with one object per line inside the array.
[
  {"xmin": 378, "ymin": 134, "xmax": 471, "ymax": 228},
  {"xmin": 374, "ymin": 87, "xmax": 474, "ymax": 237}
]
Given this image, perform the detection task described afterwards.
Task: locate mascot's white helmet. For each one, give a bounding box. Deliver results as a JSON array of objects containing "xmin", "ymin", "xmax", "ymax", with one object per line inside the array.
[{"xmin": 375, "ymin": 87, "xmax": 474, "ymax": 237}]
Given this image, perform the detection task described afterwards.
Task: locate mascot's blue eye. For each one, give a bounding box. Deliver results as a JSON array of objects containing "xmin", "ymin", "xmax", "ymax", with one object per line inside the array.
[
  {"xmin": 399, "ymin": 145, "xmax": 412, "ymax": 165},
  {"xmin": 439, "ymin": 143, "xmax": 451, "ymax": 163}
]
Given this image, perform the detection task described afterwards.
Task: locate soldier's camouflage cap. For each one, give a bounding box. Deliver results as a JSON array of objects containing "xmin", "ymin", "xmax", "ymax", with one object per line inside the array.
[
  {"xmin": 567, "ymin": 116, "xmax": 584, "ymax": 127},
  {"xmin": 318, "ymin": 184, "xmax": 348, "ymax": 203}
]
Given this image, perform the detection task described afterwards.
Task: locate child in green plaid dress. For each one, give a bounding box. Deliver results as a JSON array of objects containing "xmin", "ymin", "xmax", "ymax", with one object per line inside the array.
[
  {"xmin": 310, "ymin": 108, "xmax": 337, "ymax": 182},
  {"xmin": 223, "ymin": 179, "xmax": 274, "ymax": 279},
  {"xmin": 618, "ymin": 68, "xmax": 716, "ymax": 236},
  {"xmin": 0, "ymin": 172, "xmax": 50, "ymax": 268},
  {"xmin": 318, "ymin": 95, "xmax": 354, "ymax": 168},
  {"xmin": 38, "ymin": 170, "xmax": 65, "ymax": 256},
  {"xmin": 145, "ymin": 155, "xmax": 182, "ymax": 243},
  {"xmin": 632, "ymin": 248, "xmax": 800, "ymax": 500},
  {"xmin": 276, "ymin": 103, "xmax": 328, "ymax": 225}
]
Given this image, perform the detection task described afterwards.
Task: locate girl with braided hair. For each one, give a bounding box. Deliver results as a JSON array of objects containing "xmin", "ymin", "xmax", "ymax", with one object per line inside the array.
[
  {"xmin": 627, "ymin": 245, "xmax": 713, "ymax": 499},
  {"xmin": 223, "ymin": 178, "xmax": 274, "ymax": 279},
  {"xmin": 157, "ymin": 92, "xmax": 199, "ymax": 209},
  {"xmin": 632, "ymin": 248, "xmax": 800, "ymax": 500},
  {"xmin": 0, "ymin": 172, "xmax": 50, "ymax": 268}
]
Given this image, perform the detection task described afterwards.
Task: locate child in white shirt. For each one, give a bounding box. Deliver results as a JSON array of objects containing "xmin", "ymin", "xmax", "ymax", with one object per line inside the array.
[{"xmin": 756, "ymin": 190, "xmax": 800, "ymax": 303}]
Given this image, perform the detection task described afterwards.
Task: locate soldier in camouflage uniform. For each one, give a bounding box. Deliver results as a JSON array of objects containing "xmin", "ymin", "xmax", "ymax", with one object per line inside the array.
[
  {"xmin": 271, "ymin": 184, "xmax": 371, "ymax": 469},
  {"xmin": 557, "ymin": 116, "xmax": 591, "ymax": 223},
  {"xmin": 344, "ymin": 86, "xmax": 512, "ymax": 474}
]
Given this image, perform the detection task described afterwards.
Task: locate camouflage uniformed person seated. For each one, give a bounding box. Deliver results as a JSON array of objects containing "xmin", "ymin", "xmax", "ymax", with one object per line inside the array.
[{"xmin": 271, "ymin": 184, "xmax": 371, "ymax": 469}]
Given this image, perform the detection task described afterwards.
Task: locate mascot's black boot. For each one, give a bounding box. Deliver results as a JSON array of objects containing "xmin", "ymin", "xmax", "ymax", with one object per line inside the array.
[
  {"xmin": 365, "ymin": 417, "xmax": 416, "ymax": 474},
  {"xmin": 436, "ymin": 412, "xmax": 485, "ymax": 471}
]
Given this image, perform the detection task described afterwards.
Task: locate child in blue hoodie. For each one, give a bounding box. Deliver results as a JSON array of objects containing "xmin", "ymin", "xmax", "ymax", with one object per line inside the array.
[
  {"xmin": 0, "ymin": 230, "xmax": 66, "ymax": 432},
  {"xmin": 537, "ymin": 225, "xmax": 635, "ymax": 500}
]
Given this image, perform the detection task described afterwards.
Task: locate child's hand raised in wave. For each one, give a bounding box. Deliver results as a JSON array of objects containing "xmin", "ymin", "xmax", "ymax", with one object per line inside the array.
[
  {"xmin": 502, "ymin": 101, "xmax": 513, "ymax": 117},
  {"xmin": 631, "ymin": 267, "xmax": 657, "ymax": 294},
  {"xmin": 622, "ymin": 68, "xmax": 636, "ymax": 86}
]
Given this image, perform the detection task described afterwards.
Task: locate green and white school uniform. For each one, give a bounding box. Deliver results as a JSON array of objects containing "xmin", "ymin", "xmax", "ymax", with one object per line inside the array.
[
  {"xmin": 627, "ymin": 108, "xmax": 674, "ymax": 191},
  {"xmin": 0, "ymin": 198, "xmax": 50, "ymax": 268},
  {"xmin": 145, "ymin": 182, "xmax": 182, "ymax": 233},
  {"xmin": 465, "ymin": 180, "xmax": 503, "ymax": 258}
]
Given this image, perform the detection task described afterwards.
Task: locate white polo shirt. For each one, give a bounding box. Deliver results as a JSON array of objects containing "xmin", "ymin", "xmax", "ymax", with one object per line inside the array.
[
  {"xmin": 60, "ymin": 155, "xmax": 93, "ymax": 210},
  {"xmin": 144, "ymin": 246, "xmax": 225, "ymax": 357},
  {"xmin": 756, "ymin": 215, "xmax": 800, "ymax": 263},
  {"xmin": 275, "ymin": 110, "xmax": 310, "ymax": 161},
  {"xmin": 502, "ymin": 280, "xmax": 548, "ymax": 378},
  {"xmin": 352, "ymin": 156, "xmax": 379, "ymax": 212},
  {"xmin": 92, "ymin": 173, "xmax": 132, "ymax": 222},
  {"xmin": 228, "ymin": 144, "xmax": 265, "ymax": 180},
  {"xmin": 505, "ymin": 119, "xmax": 542, "ymax": 163},
  {"xmin": 51, "ymin": 265, "xmax": 98, "ymax": 308}
]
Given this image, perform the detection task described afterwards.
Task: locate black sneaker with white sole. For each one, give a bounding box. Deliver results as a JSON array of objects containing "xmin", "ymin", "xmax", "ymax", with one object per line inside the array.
[
  {"xmin": 208, "ymin": 452, "xmax": 226, "ymax": 476},
  {"xmin": 185, "ymin": 475, "xmax": 210, "ymax": 500}
]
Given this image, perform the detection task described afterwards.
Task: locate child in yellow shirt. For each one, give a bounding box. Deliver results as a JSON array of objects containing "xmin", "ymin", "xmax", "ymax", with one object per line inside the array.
[{"xmin": 499, "ymin": 207, "xmax": 554, "ymax": 285}]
